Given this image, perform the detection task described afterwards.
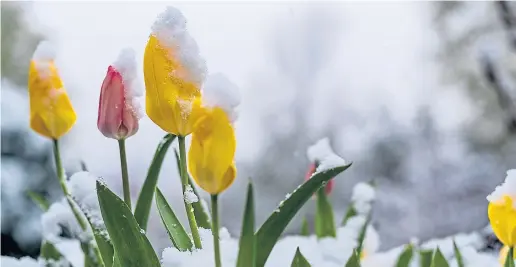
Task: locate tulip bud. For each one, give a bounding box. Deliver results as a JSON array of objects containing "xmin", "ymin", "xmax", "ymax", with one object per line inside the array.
[
  {"xmin": 97, "ymin": 49, "xmax": 141, "ymax": 140},
  {"xmin": 305, "ymin": 162, "xmax": 334, "ymax": 195}
]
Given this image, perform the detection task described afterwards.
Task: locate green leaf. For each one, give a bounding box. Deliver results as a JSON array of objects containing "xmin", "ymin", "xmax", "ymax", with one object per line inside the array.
[
  {"xmin": 134, "ymin": 134, "xmax": 176, "ymax": 231},
  {"xmin": 419, "ymin": 249, "xmax": 433, "ymax": 267},
  {"xmin": 395, "ymin": 244, "xmax": 413, "ymax": 267},
  {"xmin": 430, "ymin": 248, "xmax": 449, "ymax": 267},
  {"xmin": 27, "ymin": 191, "xmax": 49, "ymax": 211},
  {"xmin": 341, "ymin": 206, "xmax": 357, "ymax": 226},
  {"xmin": 96, "ymin": 181, "xmax": 160, "ymax": 267},
  {"xmin": 300, "ymin": 217, "xmax": 310, "ymax": 236},
  {"xmin": 314, "ymin": 188, "xmax": 336, "ymax": 238},
  {"xmin": 355, "ymin": 212, "xmax": 372, "ymax": 258},
  {"xmin": 505, "ymin": 247, "xmax": 515, "ymax": 267},
  {"xmin": 255, "ymin": 163, "xmax": 352, "ymax": 267},
  {"xmin": 290, "ymin": 247, "xmax": 311, "ymax": 267},
  {"xmin": 174, "ymin": 149, "xmax": 211, "ymax": 229},
  {"xmin": 452, "ymin": 240, "xmax": 464, "ymax": 267},
  {"xmin": 40, "ymin": 241, "xmax": 63, "ymax": 263},
  {"xmin": 237, "ymin": 181, "xmax": 256, "ymax": 267},
  {"xmin": 345, "ymin": 249, "xmax": 361, "ymax": 267},
  {"xmin": 155, "ymin": 188, "xmax": 193, "ymax": 251}
]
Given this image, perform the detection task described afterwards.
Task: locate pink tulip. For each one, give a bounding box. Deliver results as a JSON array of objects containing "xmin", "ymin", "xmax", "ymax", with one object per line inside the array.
[
  {"xmin": 305, "ymin": 162, "xmax": 334, "ymax": 195},
  {"xmin": 97, "ymin": 66, "xmax": 139, "ymax": 140}
]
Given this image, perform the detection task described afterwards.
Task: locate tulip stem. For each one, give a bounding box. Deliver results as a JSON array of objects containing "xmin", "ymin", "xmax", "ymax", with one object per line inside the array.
[
  {"xmin": 178, "ymin": 136, "xmax": 202, "ymax": 249},
  {"xmin": 211, "ymin": 194, "xmax": 222, "ymax": 267},
  {"xmin": 507, "ymin": 247, "xmax": 515, "ymax": 267},
  {"xmin": 53, "ymin": 139, "xmax": 103, "ymax": 266},
  {"xmin": 118, "ymin": 139, "xmax": 132, "ymax": 209}
]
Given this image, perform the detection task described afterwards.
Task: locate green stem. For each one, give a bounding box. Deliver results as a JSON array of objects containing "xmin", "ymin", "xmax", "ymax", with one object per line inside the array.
[
  {"xmin": 178, "ymin": 136, "xmax": 202, "ymax": 248},
  {"xmin": 53, "ymin": 139, "xmax": 103, "ymax": 265},
  {"xmin": 211, "ymin": 194, "xmax": 221, "ymax": 267},
  {"xmin": 118, "ymin": 139, "xmax": 131, "ymax": 209},
  {"xmin": 508, "ymin": 247, "xmax": 515, "ymax": 267},
  {"xmin": 52, "ymin": 139, "xmax": 87, "ymax": 230}
]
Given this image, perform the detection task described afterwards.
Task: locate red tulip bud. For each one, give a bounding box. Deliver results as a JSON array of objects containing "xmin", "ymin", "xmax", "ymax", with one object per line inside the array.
[{"xmin": 97, "ymin": 65, "xmax": 140, "ymax": 140}]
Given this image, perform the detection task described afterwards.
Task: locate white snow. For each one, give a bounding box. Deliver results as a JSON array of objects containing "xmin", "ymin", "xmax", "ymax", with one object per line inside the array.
[
  {"xmin": 0, "ymin": 256, "xmax": 39, "ymax": 267},
  {"xmin": 307, "ymin": 138, "xmax": 346, "ymax": 173},
  {"xmin": 41, "ymin": 198, "xmax": 84, "ymax": 244},
  {"xmin": 487, "ymin": 169, "xmax": 516, "ymax": 207},
  {"xmin": 351, "ymin": 182, "xmax": 376, "ymax": 214},
  {"xmin": 68, "ymin": 172, "xmax": 108, "ymax": 239},
  {"xmin": 184, "ymin": 184, "xmax": 199, "ymax": 204},
  {"xmin": 202, "ymin": 73, "xmax": 241, "ymax": 122},
  {"xmin": 151, "ymin": 6, "xmax": 207, "ymax": 86}
]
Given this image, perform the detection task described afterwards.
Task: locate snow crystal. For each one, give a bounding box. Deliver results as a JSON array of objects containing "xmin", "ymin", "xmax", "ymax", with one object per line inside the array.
[
  {"xmin": 487, "ymin": 169, "xmax": 516, "ymax": 207},
  {"xmin": 184, "ymin": 184, "xmax": 199, "ymax": 204},
  {"xmin": 202, "ymin": 73, "xmax": 241, "ymax": 122},
  {"xmin": 67, "ymin": 172, "xmax": 107, "ymax": 239},
  {"xmin": 32, "ymin": 41, "xmax": 57, "ymax": 78},
  {"xmin": 151, "ymin": 6, "xmax": 207, "ymax": 86},
  {"xmin": 1, "ymin": 256, "xmax": 39, "ymax": 267}
]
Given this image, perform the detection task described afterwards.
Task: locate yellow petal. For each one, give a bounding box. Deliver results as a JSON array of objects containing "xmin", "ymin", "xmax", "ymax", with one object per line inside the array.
[
  {"xmin": 28, "ymin": 60, "xmax": 76, "ymax": 139},
  {"xmin": 488, "ymin": 196, "xmax": 516, "ymax": 246},
  {"xmin": 188, "ymin": 107, "xmax": 236, "ymax": 194},
  {"xmin": 143, "ymin": 35, "xmax": 201, "ymax": 136}
]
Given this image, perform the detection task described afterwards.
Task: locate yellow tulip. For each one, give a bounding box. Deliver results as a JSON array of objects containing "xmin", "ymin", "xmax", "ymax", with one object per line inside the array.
[
  {"xmin": 143, "ymin": 16, "xmax": 206, "ymax": 136},
  {"xmin": 28, "ymin": 59, "xmax": 76, "ymax": 139},
  {"xmin": 500, "ymin": 245, "xmax": 516, "ymax": 266},
  {"xmin": 187, "ymin": 102, "xmax": 236, "ymax": 194},
  {"xmin": 488, "ymin": 195, "xmax": 516, "ymax": 246}
]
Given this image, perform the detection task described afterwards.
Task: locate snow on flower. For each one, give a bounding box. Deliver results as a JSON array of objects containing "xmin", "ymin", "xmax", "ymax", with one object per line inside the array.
[
  {"xmin": 307, "ymin": 138, "xmax": 346, "ymax": 173},
  {"xmin": 487, "ymin": 169, "xmax": 516, "ymax": 206},
  {"xmin": 202, "ymin": 73, "xmax": 241, "ymax": 122},
  {"xmin": 151, "ymin": 6, "xmax": 207, "ymax": 86}
]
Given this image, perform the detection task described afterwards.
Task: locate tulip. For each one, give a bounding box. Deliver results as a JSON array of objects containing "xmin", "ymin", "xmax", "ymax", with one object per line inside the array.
[
  {"xmin": 97, "ymin": 65, "xmax": 140, "ymax": 140},
  {"xmin": 29, "ymin": 46, "xmax": 76, "ymax": 139},
  {"xmin": 306, "ymin": 162, "xmax": 334, "ymax": 195},
  {"xmin": 487, "ymin": 170, "xmax": 516, "ymax": 248},
  {"xmin": 143, "ymin": 7, "xmax": 207, "ymax": 137},
  {"xmin": 188, "ymin": 103, "xmax": 237, "ymax": 195}
]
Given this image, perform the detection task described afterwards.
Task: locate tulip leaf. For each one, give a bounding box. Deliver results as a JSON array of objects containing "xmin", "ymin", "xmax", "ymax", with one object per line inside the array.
[
  {"xmin": 505, "ymin": 247, "xmax": 515, "ymax": 267},
  {"xmin": 395, "ymin": 244, "xmax": 413, "ymax": 267},
  {"xmin": 96, "ymin": 181, "xmax": 160, "ymax": 267},
  {"xmin": 255, "ymin": 163, "xmax": 352, "ymax": 267},
  {"xmin": 345, "ymin": 249, "xmax": 361, "ymax": 267},
  {"xmin": 174, "ymin": 149, "xmax": 211, "ymax": 229},
  {"xmin": 290, "ymin": 247, "xmax": 311, "ymax": 267},
  {"xmin": 355, "ymin": 212, "xmax": 372, "ymax": 258},
  {"xmin": 27, "ymin": 191, "xmax": 50, "ymax": 211},
  {"xmin": 314, "ymin": 188, "xmax": 336, "ymax": 238},
  {"xmin": 419, "ymin": 249, "xmax": 434, "ymax": 267},
  {"xmin": 134, "ymin": 134, "xmax": 176, "ymax": 230},
  {"xmin": 452, "ymin": 240, "xmax": 464, "ymax": 267},
  {"xmin": 40, "ymin": 241, "xmax": 63, "ymax": 263},
  {"xmin": 430, "ymin": 248, "xmax": 449, "ymax": 267},
  {"xmin": 237, "ymin": 181, "xmax": 256, "ymax": 267},
  {"xmin": 301, "ymin": 217, "xmax": 310, "ymax": 236},
  {"xmin": 341, "ymin": 206, "xmax": 357, "ymax": 226},
  {"xmin": 155, "ymin": 188, "xmax": 193, "ymax": 251}
]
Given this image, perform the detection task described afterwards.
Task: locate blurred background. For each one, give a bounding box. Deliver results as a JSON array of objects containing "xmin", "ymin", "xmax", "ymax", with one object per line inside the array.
[{"xmin": 2, "ymin": 1, "xmax": 516, "ymax": 259}]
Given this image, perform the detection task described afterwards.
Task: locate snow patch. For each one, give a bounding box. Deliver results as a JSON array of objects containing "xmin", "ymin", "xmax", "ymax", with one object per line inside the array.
[
  {"xmin": 307, "ymin": 138, "xmax": 346, "ymax": 173},
  {"xmin": 184, "ymin": 184, "xmax": 199, "ymax": 204},
  {"xmin": 0, "ymin": 256, "xmax": 39, "ymax": 267},
  {"xmin": 41, "ymin": 198, "xmax": 85, "ymax": 244},
  {"xmin": 151, "ymin": 6, "xmax": 207, "ymax": 86},
  {"xmin": 487, "ymin": 169, "xmax": 516, "ymax": 207},
  {"xmin": 202, "ymin": 73, "xmax": 241, "ymax": 122},
  {"xmin": 112, "ymin": 48, "xmax": 143, "ymax": 120}
]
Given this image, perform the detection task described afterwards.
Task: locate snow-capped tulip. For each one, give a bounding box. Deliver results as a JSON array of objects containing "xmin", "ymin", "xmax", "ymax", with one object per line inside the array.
[
  {"xmin": 487, "ymin": 170, "xmax": 516, "ymax": 246},
  {"xmin": 97, "ymin": 49, "xmax": 141, "ymax": 140},
  {"xmin": 305, "ymin": 162, "xmax": 334, "ymax": 195},
  {"xmin": 188, "ymin": 73, "xmax": 240, "ymax": 195},
  {"xmin": 29, "ymin": 41, "xmax": 76, "ymax": 139},
  {"xmin": 144, "ymin": 7, "xmax": 207, "ymax": 136}
]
